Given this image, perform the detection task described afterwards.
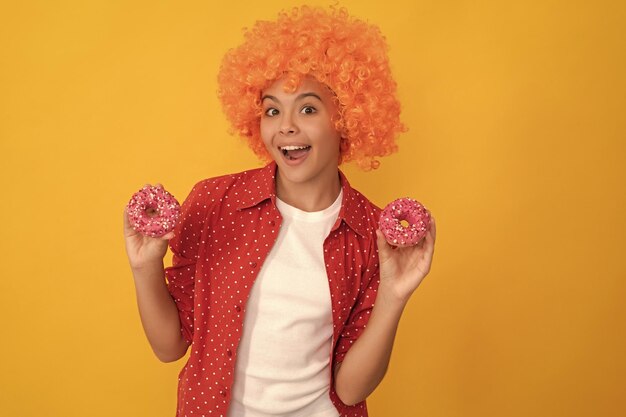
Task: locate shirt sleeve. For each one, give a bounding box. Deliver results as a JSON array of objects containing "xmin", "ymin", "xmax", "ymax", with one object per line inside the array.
[
  {"xmin": 333, "ymin": 236, "xmax": 380, "ymax": 365},
  {"xmin": 164, "ymin": 181, "xmax": 208, "ymax": 344}
]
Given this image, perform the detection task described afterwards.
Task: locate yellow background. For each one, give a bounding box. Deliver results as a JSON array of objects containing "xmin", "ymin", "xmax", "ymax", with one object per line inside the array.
[{"xmin": 1, "ymin": 0, "xmax": 624, "ymax": 416}]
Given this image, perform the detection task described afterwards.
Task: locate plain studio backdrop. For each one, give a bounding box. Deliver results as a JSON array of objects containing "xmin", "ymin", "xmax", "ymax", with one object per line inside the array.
[{"xmin": 0, "ymin": 0, "xmax": 624, "ymax": 416}]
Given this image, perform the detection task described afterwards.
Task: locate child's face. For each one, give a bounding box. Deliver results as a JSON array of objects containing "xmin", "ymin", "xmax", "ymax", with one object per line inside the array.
[{"xmin": 260, "ymin": 76, "xmax": 342, "ymax": 189}]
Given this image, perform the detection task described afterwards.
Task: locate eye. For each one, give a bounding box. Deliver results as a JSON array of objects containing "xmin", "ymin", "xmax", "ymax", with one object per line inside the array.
[
  {"xmin": 264, "ymin": 108, "xmax": 279, "ymax": 117},
  {"xmin": 301, "ymin": 106, "xmax": 317, "ymax": 115}
]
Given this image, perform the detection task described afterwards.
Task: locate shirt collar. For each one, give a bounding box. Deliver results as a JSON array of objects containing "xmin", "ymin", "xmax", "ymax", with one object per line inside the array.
[
  {"xmin": 235, "ymin": 162, "xmax": 278, "ymax": 210},
  {"xmin": 236, "ymin": 161, "xmax": 371, "ymax": 238},
  {"xmin": 335, "ymin": 170, "xmax": 371, "ymax": 238}
]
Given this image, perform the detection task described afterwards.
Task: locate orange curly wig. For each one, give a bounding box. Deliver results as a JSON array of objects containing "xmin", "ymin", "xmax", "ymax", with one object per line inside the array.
[{"xmin": 217, "ymin": 5, "xmax": 406, "ymax": 170}]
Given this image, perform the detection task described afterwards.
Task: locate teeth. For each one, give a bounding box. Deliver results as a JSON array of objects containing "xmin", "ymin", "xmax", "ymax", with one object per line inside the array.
[{"xmin": 280, "ymin": 145, "xmax": 310, "ymax": 151}]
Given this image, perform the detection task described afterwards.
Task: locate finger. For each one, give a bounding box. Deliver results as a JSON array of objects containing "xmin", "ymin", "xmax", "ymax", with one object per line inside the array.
[
  {"xmin": 428, "ymin": 216, "xmax": 436, "ymax": 240},
  {"xmin": 423, "ymin": 220, "xmax": 436, "ymax": 260},
  {"xmin": 423, "ymin": 220, "xmax": 435, "ymax": 249},
  {"xmin": 123, "ymin": 207, "xmax": 130, "ymax": 230},
  {"xmin": 161, "ymin": 230, "xmax": 175, "ymax": 241}
]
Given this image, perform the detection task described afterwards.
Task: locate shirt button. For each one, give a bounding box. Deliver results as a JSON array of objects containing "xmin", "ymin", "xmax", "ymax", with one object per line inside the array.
[
  {"xmin": 269, "ymin": 220, "xmax": 275, "ymax": 226},
  {"xmin": 220, "ymin": 389, "xmax": 227, "ymax": 397},
  {"xmin": 250, "ymin": 262, "xmax": 257, "ymax": 268},
  {"xmin": 235, "ymin": 305, "xmax": 241, "ymax": 312},
  {"xmin": 226, "ymin": 349, "xmax": 232, "ymax": 357}
]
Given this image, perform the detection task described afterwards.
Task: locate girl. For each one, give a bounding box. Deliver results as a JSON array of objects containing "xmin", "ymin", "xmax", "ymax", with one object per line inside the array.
[{"xmin": 124, "ymin": 6, "xmax": 436, "ymax": 417}]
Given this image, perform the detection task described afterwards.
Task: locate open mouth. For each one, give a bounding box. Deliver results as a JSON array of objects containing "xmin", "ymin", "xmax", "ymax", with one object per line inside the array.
[{"xmin": 280, "ymin": 145, "xmax": 311, "ymax": 160}]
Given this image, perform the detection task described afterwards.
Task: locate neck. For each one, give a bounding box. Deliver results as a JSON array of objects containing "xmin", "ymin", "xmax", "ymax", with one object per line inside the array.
[{"xmin": 275, "ymin": 169, "xmax": 342, "ymax": 212}]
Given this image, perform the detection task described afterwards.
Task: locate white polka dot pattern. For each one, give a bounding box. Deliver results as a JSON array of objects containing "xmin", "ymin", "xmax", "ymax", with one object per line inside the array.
[{"xmin": 164, "ymin": 162, "xmax": 381, "ymax": 417}]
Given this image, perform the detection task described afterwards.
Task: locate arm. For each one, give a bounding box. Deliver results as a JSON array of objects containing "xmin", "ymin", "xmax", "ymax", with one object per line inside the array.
[
  {"xmin": 124, "ymin": 198, "xmax": 190, "ymax": 363},
  {"xmin": 335, "ymin": 218, "xmax": 436, "ymax": 405},
  {"xmin": 130, "ymin": 259, "xmax": 191, "ymax": 362},
  {"xmin": 334, "ymin": 287, "xmax": 406, "ymax": 405}
]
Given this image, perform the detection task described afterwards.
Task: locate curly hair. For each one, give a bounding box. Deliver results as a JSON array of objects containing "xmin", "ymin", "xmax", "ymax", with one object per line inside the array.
[{"xmin": 217, "ymin": 5, "xmax": 406, "ymax": 170}]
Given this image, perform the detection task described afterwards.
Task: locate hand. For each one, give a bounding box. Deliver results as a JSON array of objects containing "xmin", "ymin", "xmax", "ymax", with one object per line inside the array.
[
  {"xmin": 123, "ymin": 183, "xmax": 175, "ymax": 271},
  {"xmin": 376, "ymin": 216, "xmax": 436, "ymax": 305}
]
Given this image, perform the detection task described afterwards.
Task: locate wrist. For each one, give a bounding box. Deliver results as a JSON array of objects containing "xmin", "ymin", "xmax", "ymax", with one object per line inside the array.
[
  {"xmin": 376, "ymin": 281, "xmax": 410, "ymax": 312},
  {"xmin": 372, "ymin": 286, "xmax": 408, "ymax": 321},
  {"xmin": 131, "ymin": 259, "xmax": 165, "ymax": 278}
]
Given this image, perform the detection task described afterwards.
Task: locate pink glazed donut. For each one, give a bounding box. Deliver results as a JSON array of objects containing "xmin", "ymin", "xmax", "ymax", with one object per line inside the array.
[
  {"xmin": 379, "ymin": 197, "xmax": 431, "ymax": 247},
  {"xmin": 126, "ymin": 185, "xmax": 181, "ymax": 238}
]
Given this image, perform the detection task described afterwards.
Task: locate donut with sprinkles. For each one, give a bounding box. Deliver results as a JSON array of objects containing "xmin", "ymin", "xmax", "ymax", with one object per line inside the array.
[
  {"xmin": 379, "ymin": 197, "xmax": 431, "ymax": 247},
  {"xmin": 126, "ymin": 185, "xmax": 181, "ymax": 238}
]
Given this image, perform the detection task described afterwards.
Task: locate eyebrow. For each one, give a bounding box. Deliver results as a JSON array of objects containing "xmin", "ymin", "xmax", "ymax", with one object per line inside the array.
[{"xmin": 261, "ymin": 92, "xmax": 323, "ymax": 103}]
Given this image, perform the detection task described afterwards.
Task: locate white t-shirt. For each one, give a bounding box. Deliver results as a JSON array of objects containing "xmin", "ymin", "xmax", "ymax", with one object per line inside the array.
[{"xmin": 227, "ymin": 191, "xmax": 343, "ymax": 417}]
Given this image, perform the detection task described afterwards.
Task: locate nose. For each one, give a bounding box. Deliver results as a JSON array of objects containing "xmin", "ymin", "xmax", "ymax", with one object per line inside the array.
[{"xmin": 279, "ymin": 113, "xmax": 299, "ymax": 136}]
